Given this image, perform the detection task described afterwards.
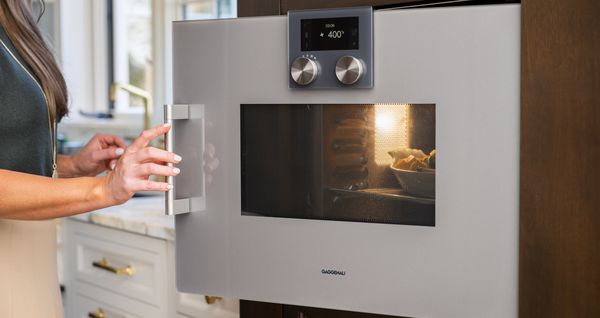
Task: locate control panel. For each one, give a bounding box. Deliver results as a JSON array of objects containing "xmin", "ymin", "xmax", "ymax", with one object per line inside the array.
[{"xmin": 288, "ymin": 7, "xmax": 373, "ymax": 89}]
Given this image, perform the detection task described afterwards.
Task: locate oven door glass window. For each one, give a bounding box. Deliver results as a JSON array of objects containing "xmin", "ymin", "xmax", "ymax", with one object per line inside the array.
[{"xmin": 241, "ymin": 104, "xmax": 435, "ymax": 226}]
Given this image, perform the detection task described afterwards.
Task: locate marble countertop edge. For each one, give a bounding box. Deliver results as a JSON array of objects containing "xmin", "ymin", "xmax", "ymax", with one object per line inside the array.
[{"xmin": 70, "ymin": 197, "xmax": 175, "ymax": 241}]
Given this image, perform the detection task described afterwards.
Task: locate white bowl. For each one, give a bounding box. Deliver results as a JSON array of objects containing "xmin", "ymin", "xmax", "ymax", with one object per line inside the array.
[{"xmin": 390, "ymin": 165, "xmax": 435, "ymax": 198}]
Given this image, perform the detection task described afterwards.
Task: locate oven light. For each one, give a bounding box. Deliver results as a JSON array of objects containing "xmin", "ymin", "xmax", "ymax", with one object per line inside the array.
[
  {"xmin": 376, "ymin": 112, "xmax": 394, "ymax": 131},
  {"xmin": 374, "ymin": 104, "xmax": 409, "ymax": 165}
]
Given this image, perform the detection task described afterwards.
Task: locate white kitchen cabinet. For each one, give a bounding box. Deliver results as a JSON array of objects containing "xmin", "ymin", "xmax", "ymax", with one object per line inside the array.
[
  {"xmin": 70, "ymin": 282, "xmax": 159, "ymax": 318},
  {"xmin": 72, "ymin": 225, "xmax": 167, "ymax": 306},
  {"xmin": 64, "ymin": 218, "xmax": 239, "ymax": 318}
]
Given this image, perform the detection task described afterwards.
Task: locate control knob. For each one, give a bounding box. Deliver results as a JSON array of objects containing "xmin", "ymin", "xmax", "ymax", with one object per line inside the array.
[
  {"xmin": 291, "ymin": 57, "xmax": 319, "ymax": 86},
  {"xmin": 335, "ymin": 56, "xmax": 365, "ymax": 85}
]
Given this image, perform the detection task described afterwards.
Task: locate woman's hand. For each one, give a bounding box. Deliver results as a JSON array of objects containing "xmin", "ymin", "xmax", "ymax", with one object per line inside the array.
[
  {"xmin": 63, "ymin": 134, "xmax": 128, "ymax": 177},
  {"xmin": 100, "ymin": 124, "xmax": 181, "ymax": 205}
]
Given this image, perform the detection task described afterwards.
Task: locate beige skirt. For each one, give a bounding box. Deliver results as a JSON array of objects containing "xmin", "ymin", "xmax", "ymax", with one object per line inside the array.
[{"xmin": 0, "ymin": 219, "xmax": 63, "ymax": 318}]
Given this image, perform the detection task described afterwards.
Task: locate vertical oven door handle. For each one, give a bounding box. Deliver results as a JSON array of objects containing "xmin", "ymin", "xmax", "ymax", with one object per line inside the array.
[{"xmin": 164, "ymin": 104, "xmax": 206, "ymax": 216}]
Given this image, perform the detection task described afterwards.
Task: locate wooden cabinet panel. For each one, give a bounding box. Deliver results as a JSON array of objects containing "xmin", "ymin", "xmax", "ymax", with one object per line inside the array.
[
  {"xmin": 238, "ymin": 0, "xmax": 467, "ymax": 16},
  {"xmin": 238, "ymin": 0, "xmax": 281, "ymax": 16},
  {"xmin": 281, "ymin": 0, "xmax": 417, "ymax": 12},
  {"xmin": 519, "ymin": 0, "xmax": 600, "ymax": 317},
  {"xmin": 281, "ymin": 0, "xmax": 467, "ymax": 13},
  {"xmin": 281, "ymin": 0, "xmax": 518, "ymax": 14},
  {"xmin": 239, "ymin": 301, "xmax": 404, "ymax": 318},
  {"xmin": 240, "ymin": 300, "xmax": 283, "ymax": 318}
]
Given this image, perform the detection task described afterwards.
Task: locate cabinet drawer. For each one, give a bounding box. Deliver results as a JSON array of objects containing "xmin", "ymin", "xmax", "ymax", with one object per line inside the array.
[
  {"xmin": 70, "ymin": 282, "xmax": 160, "ymax": 318},
  {"xmin": 69, "ymin": 221, "xmax": 167, "ymax": 306},
  {"xmin": 72, "ymin": 294, "xmax": 143, "ymax": 318}
]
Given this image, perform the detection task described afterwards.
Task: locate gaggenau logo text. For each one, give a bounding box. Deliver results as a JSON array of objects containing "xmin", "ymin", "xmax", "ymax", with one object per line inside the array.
[{"xmin": 321, "ymin": 269, "xmax": 346, "ymax": 276}]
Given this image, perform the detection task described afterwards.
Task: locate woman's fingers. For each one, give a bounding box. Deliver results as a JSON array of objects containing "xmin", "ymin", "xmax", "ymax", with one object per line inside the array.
[
  {"xmin": 109, "ymin": 159, "xmax": 118, "ymax": 170},
  {"xmin": 129, "ymin": 124, "xmax": 171, "ymax": 151},
  {"xmin": 103, "ymin": 124, "xmax": 181, "ymax": 201},
  {"xmin": 134, "ymin": 147, "xmax": 181, "ymax": 164},
  {"xmin": 109, "ymin": 135, "xmax": 127, "ymax": 149},
  {"xmin": 96, "ymin": 134, "xmax": 127, "ymax": 149},
  {"xmin": 136, "ymin": 163, "xmax": 180, "ymax": 177},
  {"xmin": 91, "ymin": 147, "xmax": 125, "ymax": 162}
]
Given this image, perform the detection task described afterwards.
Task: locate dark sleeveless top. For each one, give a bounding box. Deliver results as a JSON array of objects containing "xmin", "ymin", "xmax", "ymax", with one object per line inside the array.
[{"xmin": 0, "ymin": 25, "xmax": 52, "ymax": 177}]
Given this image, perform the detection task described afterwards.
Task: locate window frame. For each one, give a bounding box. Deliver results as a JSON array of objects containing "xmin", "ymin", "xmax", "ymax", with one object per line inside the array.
[
  {"xmin": 63, "ymin": 0, "xmax": 233, "ymax": 124},
  {"xmin": 34, "ymin": 0, "xmax": 62, "ymax": 62}
]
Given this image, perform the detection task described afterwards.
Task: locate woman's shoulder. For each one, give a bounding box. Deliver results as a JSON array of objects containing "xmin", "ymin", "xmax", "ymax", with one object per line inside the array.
[
  {"xmin": 0, "ymin": 24, "xmax": 30, "ymax": 81},
  {"xmin": 0, "ymin": 24, "xmax": 11, "ymax": 47},
  {"xmin": 0, "ymin": 24, "xmax": 29, "ymax": 69}
]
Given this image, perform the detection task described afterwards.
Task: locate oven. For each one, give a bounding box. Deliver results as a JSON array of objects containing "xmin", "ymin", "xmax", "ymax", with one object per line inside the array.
[{"xmin": 165, "ymin": 4, "xmax": 520, "ymax": 317}]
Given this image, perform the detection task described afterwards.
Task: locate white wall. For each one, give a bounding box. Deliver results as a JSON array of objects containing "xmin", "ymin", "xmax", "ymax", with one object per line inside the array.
[{"xmin": 59, "ymin": 0, "xmax": 95, "ymax": 115}]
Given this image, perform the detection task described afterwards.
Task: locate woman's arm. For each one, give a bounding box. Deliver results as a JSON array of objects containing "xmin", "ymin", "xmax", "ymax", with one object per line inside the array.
[
  {"xmin": 0, "ymin": 124, "xmax": 180, "ymax": 220},
  {"xmin": 0, "ymin": 171, "xmax": 110, "ymax": 219}
]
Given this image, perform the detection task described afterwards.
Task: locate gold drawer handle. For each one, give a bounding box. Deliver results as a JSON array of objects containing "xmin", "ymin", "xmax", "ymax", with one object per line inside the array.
[
  {"xmin": 92, "ymin": 258, "xmax": 134, "ymax": 277},
  {"xmin": 88, "ymin": 308, "xmax": 105, "ymax": 318},
  {"xmin": 204, "ymin": 295, "xmax": 223, "ymax": 304}
]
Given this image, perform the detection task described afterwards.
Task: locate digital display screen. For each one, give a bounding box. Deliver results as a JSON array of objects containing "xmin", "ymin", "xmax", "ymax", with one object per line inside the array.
[{"xmin": 301, "ymin": 17, "xmax": 359, "ymax": 51}]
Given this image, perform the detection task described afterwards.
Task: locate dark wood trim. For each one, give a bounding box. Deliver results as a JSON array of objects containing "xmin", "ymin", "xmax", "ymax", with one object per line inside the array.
[
  {"xmin": 282, "ymin": 305, "xmax": 404, "ymax": 318},
  {"xmin": 238, "ymin": 0, "xmax": 281, "ymax": 17},
  {"xmin": 519, "ymin": 0, "xmax": 600, "ymax": 317},
  {"xmin": 280, "ymin": 0, "xmax": 519, "ymax": 14},
  {"xmin": 281, "ymin": 0, "xmax": 419, "ymax": 13},
  {"xmin": 239, "ymin": 0, "xmax": 519, "ymax": 17},
  {"xmin": 240, "ymin": 300, "xmax": 283, "ymax": 318}
]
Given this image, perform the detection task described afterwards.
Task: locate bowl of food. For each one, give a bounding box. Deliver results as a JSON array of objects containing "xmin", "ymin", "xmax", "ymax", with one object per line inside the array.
[{"xmin": 389, "ymin": 148, "xmax": 436, "ymax": 198}]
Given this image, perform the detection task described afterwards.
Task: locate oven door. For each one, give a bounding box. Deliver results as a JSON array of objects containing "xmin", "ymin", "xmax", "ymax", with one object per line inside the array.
[{"xmin": 171, "ymin": 4, "xmax": 520, "ymax": 318}]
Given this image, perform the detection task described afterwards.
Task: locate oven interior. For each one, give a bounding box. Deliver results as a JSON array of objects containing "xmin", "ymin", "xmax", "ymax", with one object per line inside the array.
[{"xmin": 241, "ymin": 104, "xmax": 436, "ymax": 226}]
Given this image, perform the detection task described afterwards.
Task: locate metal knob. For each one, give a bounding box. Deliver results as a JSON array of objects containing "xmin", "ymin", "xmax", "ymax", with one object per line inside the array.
[
  {"xmin": 335, "ymin": 56, "xmax": 365, "ymax": 85},
  {"xmin": 291, "ymin": 57, "xmax": 319, "ymax": 85}
]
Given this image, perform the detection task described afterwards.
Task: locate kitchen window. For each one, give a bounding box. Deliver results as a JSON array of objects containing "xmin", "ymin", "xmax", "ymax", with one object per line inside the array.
[
  {"xmin": 108, "ymin": 0, "xmax": 154, "ymax": 112},
  {"xmin": 107, "ymin": 0, "xmax": 236, "ymax": 113},
  {"xmin": 33, "ymin": 0, "xmax": 61, "ymax": 61},
  {"xmin": 56, "ymin": 0, "xmax": 236, "ymax": 120},
  {"xmin": 180, "ymin": 0, "xmax": 236, "ymax": 20},
  {"xmin": 105, "ymin": 0, "xmax": 236, "ymax": 113}
]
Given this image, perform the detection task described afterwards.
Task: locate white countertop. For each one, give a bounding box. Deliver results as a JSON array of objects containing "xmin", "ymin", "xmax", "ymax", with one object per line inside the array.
[{"xmin": 70, "ymin": 196, "xmax": 175, "ymax": 241}]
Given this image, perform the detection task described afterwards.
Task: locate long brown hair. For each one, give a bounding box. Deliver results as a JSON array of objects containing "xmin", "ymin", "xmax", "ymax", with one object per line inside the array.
[{"xmin": 0, "ymin": 0, "xmax": 68, "ymax": 122}]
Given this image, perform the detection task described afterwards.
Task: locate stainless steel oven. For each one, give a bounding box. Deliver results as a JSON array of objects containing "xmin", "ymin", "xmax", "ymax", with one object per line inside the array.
[{"xmin": 165, "ymin": 4, "xmax": 520, "ymax": 317}]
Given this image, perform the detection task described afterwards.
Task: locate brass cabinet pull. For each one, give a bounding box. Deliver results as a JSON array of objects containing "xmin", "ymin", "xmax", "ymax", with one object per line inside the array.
[
  {"xmin": 92, "ymin": 258, "xmax": 134, "ymax": 277},
  {"xmin": 204, "ymin": 295, "xmax": 223, "ymax": 304},
  {"xmin": 88, "ymin": 308, "xmax": 105, "ymax": 318}
]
